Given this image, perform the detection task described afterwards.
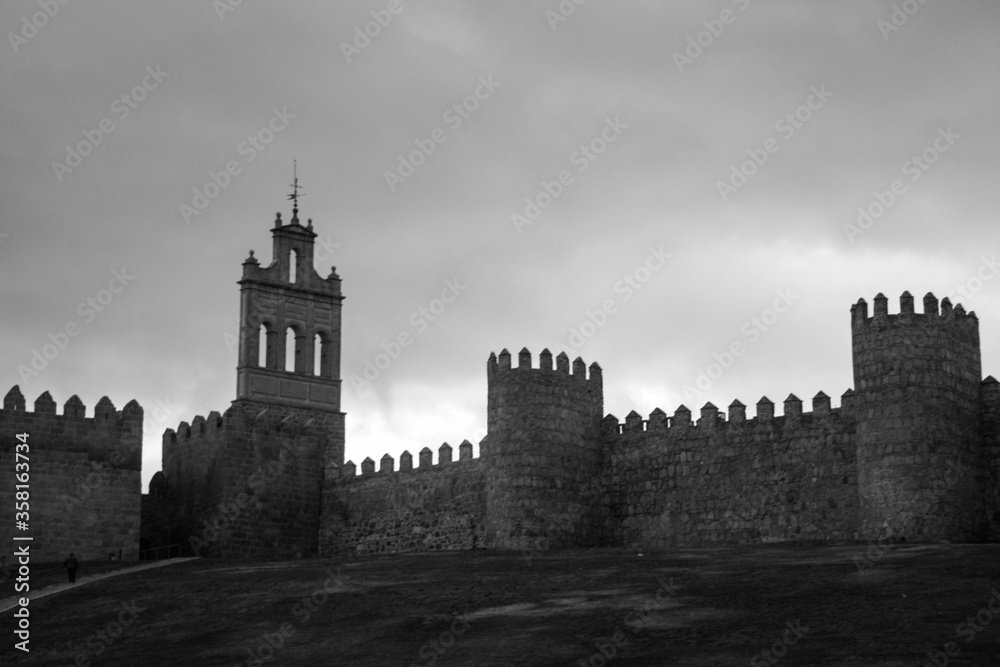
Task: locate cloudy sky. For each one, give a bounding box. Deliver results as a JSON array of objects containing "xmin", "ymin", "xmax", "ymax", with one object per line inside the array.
[{"xmin": 2, "ymin": 0, "xmax": 999, "ymax": 491}]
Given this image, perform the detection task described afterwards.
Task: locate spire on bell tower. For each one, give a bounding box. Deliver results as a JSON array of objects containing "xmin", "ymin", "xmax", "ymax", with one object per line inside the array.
[{"xmin": 287, "ymin": 160, "xmax": 305, "ymax": 224}]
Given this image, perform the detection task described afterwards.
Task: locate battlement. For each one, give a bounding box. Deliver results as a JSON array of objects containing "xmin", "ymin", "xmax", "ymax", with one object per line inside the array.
[
  {"xmin": 487, "ymin": 348, "xmax": 602, "ymax": 384},
  {"xmin": 0, "ymin": 385, "xmax": 142, "ymax": 469},
  {"xmin": 340, "ymin": 440, "xmax": 479, "ymax": 479},
  {"xmin": 851, "ymin": 291, "xmax": 977, "ymax": 330},
  {"xmin": 163, "ymin": 410, "xmax": 227, "ymax": 446},
  {"xmin": 603, "ymin": 389, "xmax": 855, "ymax": 437}
]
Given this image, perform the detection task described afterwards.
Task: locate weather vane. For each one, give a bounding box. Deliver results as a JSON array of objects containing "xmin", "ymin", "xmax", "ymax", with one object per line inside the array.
[{"xmin": 287, "ymin": 160, "xmax": 304, "ymax": 218}]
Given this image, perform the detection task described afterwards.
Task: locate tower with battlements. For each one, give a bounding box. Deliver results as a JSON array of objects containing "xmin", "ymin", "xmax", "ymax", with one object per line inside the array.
[{"xmin": 852, "ymin": 291, "xmax": 987, "ymax": 542}]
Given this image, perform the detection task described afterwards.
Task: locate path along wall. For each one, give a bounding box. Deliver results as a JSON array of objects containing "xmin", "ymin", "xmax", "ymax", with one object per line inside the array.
[
  {"xmin": 602, "ymin": 392, "xmax": 859, "ymax": 548},
  {"xmin": 0, "ymin": 387, "xmax": 142, "ymax": 563},
  {"xmin": 321, "ymin": 441, "xmax": 486, "ymax": 556}
]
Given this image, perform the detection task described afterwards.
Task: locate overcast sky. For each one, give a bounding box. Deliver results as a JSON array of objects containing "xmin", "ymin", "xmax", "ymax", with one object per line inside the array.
[{"xmin": 2, "ymin": 1, "xmax": 999, "ymax": 491}]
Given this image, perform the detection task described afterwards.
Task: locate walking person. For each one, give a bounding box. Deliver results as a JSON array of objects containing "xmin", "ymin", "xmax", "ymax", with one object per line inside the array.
[{"xmin": 64, "ymin": 553, "xmax": 78, "ymax": 583}]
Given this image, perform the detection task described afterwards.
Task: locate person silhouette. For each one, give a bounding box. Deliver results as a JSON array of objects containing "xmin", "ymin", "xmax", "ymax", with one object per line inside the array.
[{"xmin": 64, "ymin": 553, "xmax": 78, "ymax": 583}]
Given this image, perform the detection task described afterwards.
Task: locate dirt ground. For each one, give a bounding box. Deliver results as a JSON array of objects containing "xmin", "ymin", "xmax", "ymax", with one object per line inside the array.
[{"xmin": 2, "ymin": 543, "xmax": 999, "ymax": 666}]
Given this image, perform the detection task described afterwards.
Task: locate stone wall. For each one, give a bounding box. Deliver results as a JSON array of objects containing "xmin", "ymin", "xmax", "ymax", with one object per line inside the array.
[
  {"xmin": 980, "ymin": 376, "xmax": 1000, "ymax": 540},
  {"xmin": 320, "ymin": 441, "xmax": 485, "ymax": 556},
  {"xmin": 852, "ymin": 293, "xmax": 987, "ymax": 541},
  {"xmin": 0, "ymin": 386, "xmax": 142, "ymax": 563},
  {"xmin": 161, "ymin": 398, "xmax": 344, "ymax": 558},
  {"xmin": 601, "ymin": 394, "xmax": 859, "ymax": 548},
  {"xmin": 483, "ymin": 348, "xmax": 604, "ymax": 550}
]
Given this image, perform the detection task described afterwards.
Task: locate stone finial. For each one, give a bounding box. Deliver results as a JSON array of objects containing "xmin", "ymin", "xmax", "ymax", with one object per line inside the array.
[
  {"xmin": 62, "ymin": 395, "xmax": 84, "ymax": 418},
  {"xmin": 487, "ymin": 352, "xmax": 497, "ymax": 375},
  {"xmin": 178, "ymin": 421, "xmax": 191, "ymax": 438},
  {"xmin": 400, "ymin": 450, "xmax": 413, "ymax": 472},
  {"xmin": 33, "ymin": 391, "xmax": 56, "ymax": 415},
  {"xmin": 361, "ymin": 457, "xmax": 375, "ymax": 475},
  {"xmin": 4, "ymin": 386, "xmax": 25, "ymax": 412},
  {"xmin": 380, "ymin": 453, "xmax": 394, "ymax": 473},
  {"xmin": 539, "ymin": 348, "xmax": 553, "ymax": 370},
  {"xmin": 756, "ymin": 396, "xmax": 774, "ymax": 421},
  {"xmin": 941, "ymin": 297, "xmax": 953, "ymax": 317},
  {"xmin": 518, "ymin": 347, "xmax": 531, "ymax": 369},
  {"xmin": 459, "ymin": 439, "xmax": 473, "ymax": 461},
  {"xmin": 900, "ymin": 291, "xmax": 914, "ymax": 315},
  {"xmin": 555, "ymin": 351, "xmax": 570, "ymax": 373},
  {"xmin": 648, "ymin": 407, "xmax": 668, "ymax": 430},
  {"xmin": 812, "ymin": 391, "xmax": 831, "ymax": 414},
  {"xmin": 728, "ymin": 399, "xmax": 746, "ymax": 424},
  {"xmin": 439, "ymin": 442, "xmax": 453, "ymax": 465},
  {"xmin": 783, "ymin": 394, "xmax": 802, "ymax": 419},
  {"xmin": 602, "ymin": 414, "xmax": 620, "ymax": 438},
  {"xmin": 923, "ymin": 292, "xmax": 938, "ymax": 315},
  {"xmin": 955, "ymin": 304, "xmax": 966, "ymax": 317},
  {"xmin": 873, "ymin": 293, "xmax": 888, "ymax": 318},
  {"xmin": 419, "ymin": 447, "xmax": 433, "ymax": 468},
  {"xmin": 573, "ymin": 357, "xmax": 587, "ymax": 377},
  {"xmin": 624, "ymin": 410, "xmax": 643, "ymax": 434},
  {"xmin": 342, "ymin": 460, "xmax": 357, "ymax": 478},
  {"xmin": 498, "ymin": 349, "xmax": 512, "ymax": 371},
  {"xmin": 983, "ymin": 376, "xmax": 999, "ymax": 385},
  {"xmin": 673, "ymin": 405, "xmax": 692, "ymax": 426}
]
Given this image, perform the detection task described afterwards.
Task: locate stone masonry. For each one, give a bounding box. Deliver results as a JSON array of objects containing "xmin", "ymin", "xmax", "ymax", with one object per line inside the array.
[
  {"xmin": 0, "ymin": 387, "xmax": 142, "ymax": 563},
  {"xmin": 134, "ymin": 195, "xmax": 1000, "ymax": 557}
]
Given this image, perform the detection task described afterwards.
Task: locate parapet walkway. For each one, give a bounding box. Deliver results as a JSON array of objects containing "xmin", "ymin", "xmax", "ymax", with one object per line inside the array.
[{"xmin": 0, "ymin": 557, "xmax": 199, "ymax": 614}]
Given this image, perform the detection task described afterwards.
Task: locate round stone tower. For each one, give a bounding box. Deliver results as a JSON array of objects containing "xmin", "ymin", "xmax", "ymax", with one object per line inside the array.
[
  {"xmin": 483, "ymin": 347, "xmax": 604, "ymax": 550},
  {"xmin": 852, "ymin": 291, "xmax": 985, "ymax": 541}
]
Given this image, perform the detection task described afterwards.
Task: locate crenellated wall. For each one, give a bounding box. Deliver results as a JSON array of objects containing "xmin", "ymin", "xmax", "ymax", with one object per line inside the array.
[
  {"xmin": 852, "ymin": 292, "xmax": 987, "ymax": 541},
  {"xmin": 321, "ymin": 441, "xmax": 486, "ymax": 556},
  {"xmin": 0, "ymin": 386, "xmax": 142, "ymax": 563},
  {"xmin": 483, "ymin": 348, "xmax": 604, "ymax": 550},
  {"xmin": 159, "ymin": 398, "xmax": 343, "ymax": 558},
  {"xmin": 601, "ymin": 393, "xmax": 859, "ymax": 548}
]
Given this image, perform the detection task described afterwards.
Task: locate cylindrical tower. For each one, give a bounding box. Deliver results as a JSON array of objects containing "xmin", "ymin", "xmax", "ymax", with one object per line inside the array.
[
  {"xmin": 483, "ymin": 347, "xmax": 604, "ymax": 550},
  {"xmin": 853, "ymin": 291, "xmax": 985, "ymax": 541}
]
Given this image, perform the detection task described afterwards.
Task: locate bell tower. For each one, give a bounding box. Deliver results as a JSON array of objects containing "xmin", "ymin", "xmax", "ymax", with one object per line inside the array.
[{"xmin": 235, "ymin": 171, "xmax": 344, "ymax": 416}]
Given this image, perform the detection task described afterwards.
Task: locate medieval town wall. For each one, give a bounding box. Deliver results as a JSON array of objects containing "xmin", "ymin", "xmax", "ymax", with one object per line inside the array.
[
  {"xmin": 0, "ymin": 387, "xmax": 142, "ymax": 563},
  {"xmin": 321, "ymin": 441, "xmax": 486, "ymax": 556},
  {"xmin": 601, "ymin": 394, "xmax": 859, "ymax": 548}
]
